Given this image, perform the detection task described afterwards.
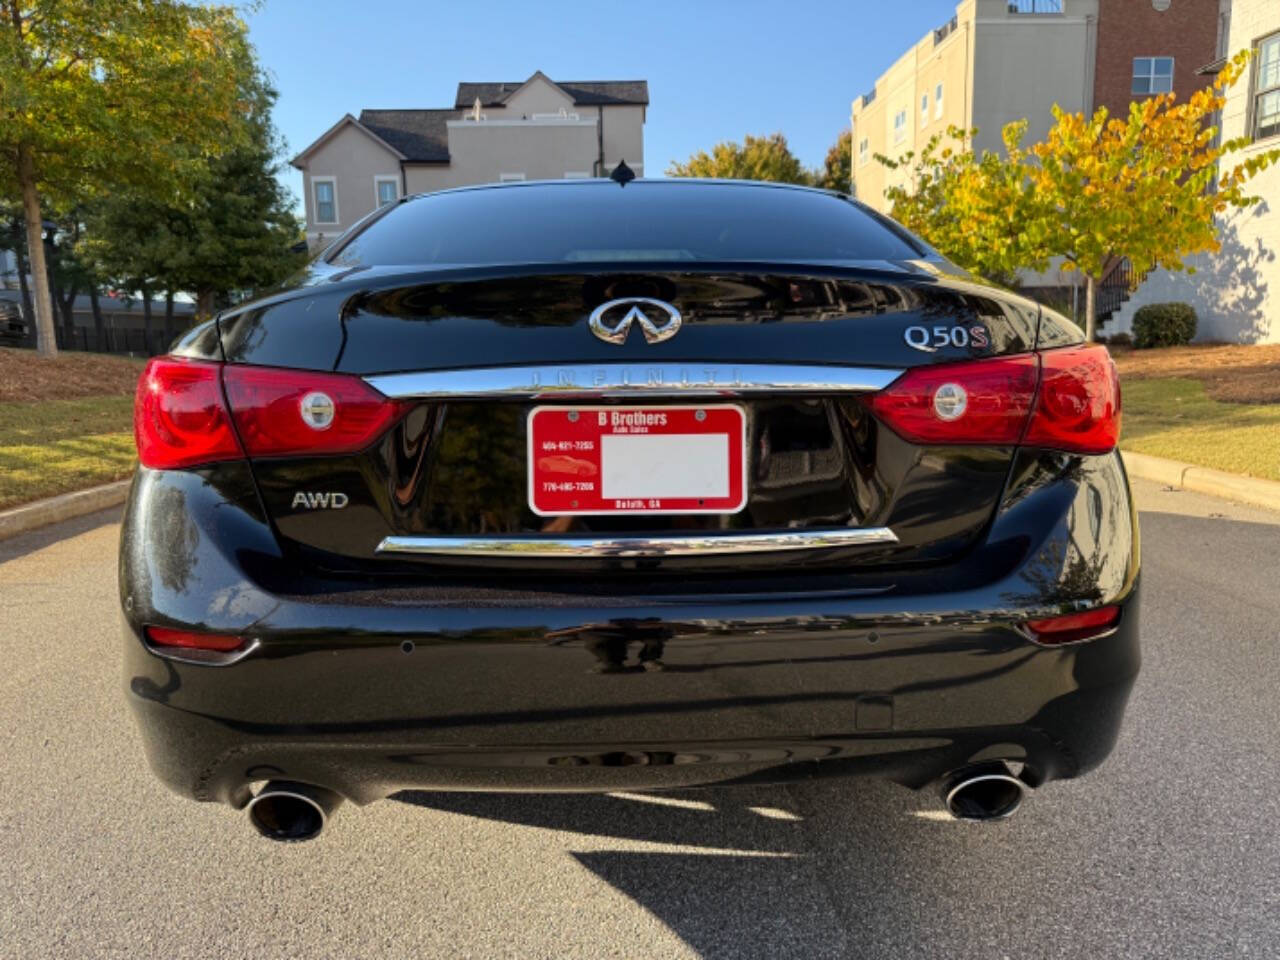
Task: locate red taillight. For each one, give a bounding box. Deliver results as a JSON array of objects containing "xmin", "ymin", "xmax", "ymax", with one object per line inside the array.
[
  {"xmin": 867, "ymin": 344, "xmax": 1120, "ymax": 454},
  {"xmin": 222, "ymin": 365, "xmax": 406, "ymax": 458},
  {"xmin": 1025, "ymin": 605, "xmax": 1121, "ymax": 644},
  {"xmin": 144, "ymin": 626, "xmax": 246, "ymax": 653},
  {"xmin": 867, "ymin": 355, "xmax": 1039, "ymax": 445},
  {"xmin": 1024, "ymin": 345, "xmax": 1121, "ymax": 455},
  {"xmin": 134, "ymin": 357, "xmax": 242, "ymax": 469}
]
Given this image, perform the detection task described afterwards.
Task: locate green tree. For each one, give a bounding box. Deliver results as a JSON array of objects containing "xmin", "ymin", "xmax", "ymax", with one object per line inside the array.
[
  {"xmin": 87, "ymin": 76, "xmax": 304, "ymax": 328},
  {"xmin": 816, "ymin": 129, "xmax": 853, "ymax": 193},
  {"xmin": 667, "ymin": 132, "xmax": 814, "ymax": 185},
  {"xmin": 0, "ymin": 0, "xmax": 254, "ymax": 356},
  {"xmin": 877, "ymin": 123, "xmax": 1047, "ymax": 288}
]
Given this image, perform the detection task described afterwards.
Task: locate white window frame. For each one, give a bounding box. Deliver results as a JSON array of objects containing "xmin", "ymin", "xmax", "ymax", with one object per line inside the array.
[
  {"xmin": 374, "ymin": 175, "xmax": 400, "ymax": 207},
  {"xmin": 563, "ymin": 171, "xmax": 591, "ymax": 179},
  {"xmin": 1132, "ymin": 57, "xmax": 1175, "ymax": 96},
  {"xmin": 858, "ymin": 137, "xmax": 869, "ymax": 166},
  {"xmin": 1252, "ymin": 32, "xmax": 1280, "ymax": 141},
  {"xmin": 893, "ymin": 110, "xmax": 907, "ymax": 145},
  {"xmin": 935, "ymin": 83, "xmax": 944, "ymax": 118},
  {"xmin": 498, "ymin": 173, "xmax": 526, "ymax": 182},
  {"xmin": 920, "ymin": 93, "xmax": 929, "ymax": 127},
  {"xmin": 311, "ymin": 176, "xmax": 338, "ymax": 225}
]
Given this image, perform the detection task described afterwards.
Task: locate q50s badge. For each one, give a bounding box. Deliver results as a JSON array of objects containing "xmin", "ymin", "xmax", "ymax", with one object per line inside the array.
[
  {"xmin": 904, "ymin": 324, "xmax": 989, "ymax": 353},
  {"xmin": 292, "ymin": 491, "xmax": 349, "ymax": 510}
]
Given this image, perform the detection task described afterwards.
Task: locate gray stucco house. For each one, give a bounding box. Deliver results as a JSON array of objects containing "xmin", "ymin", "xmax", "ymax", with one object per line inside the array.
[{"xmin": 290, "ymin": 71, "xmax": 648, "ymax": 249}]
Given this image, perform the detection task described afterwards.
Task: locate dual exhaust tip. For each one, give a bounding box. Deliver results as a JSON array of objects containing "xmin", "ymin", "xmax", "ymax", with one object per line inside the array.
[
  {"xmin": 941, "ymin": 762, "xmax": 1029, "ymax": 821},
  {"xmin": 247, "ymin": 781, "xmax": 342, "ymax": 842},
  {"xmin": 245, "ymin": 763, "xmax": 1027, "ymax": 839}
]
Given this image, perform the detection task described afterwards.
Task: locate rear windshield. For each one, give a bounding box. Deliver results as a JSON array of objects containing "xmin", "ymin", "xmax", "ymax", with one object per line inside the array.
[{"xmin": 327, "ymin": 181, "xmax": 923, "ymax": 268}]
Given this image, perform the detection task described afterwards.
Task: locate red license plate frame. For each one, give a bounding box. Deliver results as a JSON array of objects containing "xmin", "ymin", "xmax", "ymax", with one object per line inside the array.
[{"xmin": 527, "ymin": 404, "xmax": 747, "ymax": 516}]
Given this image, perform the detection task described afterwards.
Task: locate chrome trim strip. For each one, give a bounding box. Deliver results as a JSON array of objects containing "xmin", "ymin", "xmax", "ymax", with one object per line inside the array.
[
  {"xmin": 365, "ymin": 363, "xmax": 903, "ymax": 400},
  {"xmin": 376, "ymin": 527, "xmax": 899, "ymax": 559}
]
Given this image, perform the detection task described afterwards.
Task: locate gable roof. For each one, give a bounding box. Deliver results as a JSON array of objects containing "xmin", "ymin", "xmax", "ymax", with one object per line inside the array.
[
  {"xmin": 358, "ymin": 109, "xmax": 453, "ymax": 163},
  {"xmin": 290, "ymin": 113, "xmax": 407, "ymax": 168},
  {"xmin": 455, "ymin": 78, "xmax": 649, "ymax": 109}
]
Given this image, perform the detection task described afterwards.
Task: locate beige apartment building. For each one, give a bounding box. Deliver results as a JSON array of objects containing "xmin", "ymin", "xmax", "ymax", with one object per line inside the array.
[
  {"xmin": 851, "ymin": 0, "xmax": 1100, "ymax": 212},
  {"xmin": 291, "ymin": 72, "xmax": 647, "ymax": 249}
]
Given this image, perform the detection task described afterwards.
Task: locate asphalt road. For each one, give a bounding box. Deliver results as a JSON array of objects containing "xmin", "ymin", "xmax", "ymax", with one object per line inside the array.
[{"xmin": 2, "ymin": 477, "xmax": 1278, "ymax": 959}]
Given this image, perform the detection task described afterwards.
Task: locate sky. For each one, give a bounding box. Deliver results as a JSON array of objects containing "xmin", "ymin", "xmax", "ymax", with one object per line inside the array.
[{"xmin": 245, "ymin": 0, "xmax": 962, "ymax": 209}]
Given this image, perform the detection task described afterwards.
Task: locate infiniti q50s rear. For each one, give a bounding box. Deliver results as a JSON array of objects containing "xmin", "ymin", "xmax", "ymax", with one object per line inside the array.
[{"xmin": 120, "ymin": 179, "xmax": 1138, "ymax": 840}]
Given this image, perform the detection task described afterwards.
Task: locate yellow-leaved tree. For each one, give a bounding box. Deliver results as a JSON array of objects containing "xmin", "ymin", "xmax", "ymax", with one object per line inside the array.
[
  {"xmin": 0, "ymin": 1, "xmax": 255, "ymax": 357},
  {"xmin": 876, "ymin": 50, "xmax": 1280, "ymax": 340}
]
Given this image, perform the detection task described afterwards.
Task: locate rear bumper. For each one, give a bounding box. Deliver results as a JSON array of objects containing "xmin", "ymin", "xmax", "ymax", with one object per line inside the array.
[{"xmin": 120, "ymin": 451, "xmax": 1141, "ymax": 807}]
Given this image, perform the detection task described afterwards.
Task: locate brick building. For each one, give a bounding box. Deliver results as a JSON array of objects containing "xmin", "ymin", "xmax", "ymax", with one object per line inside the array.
[{"xmin": 1092, "ymin": 0, "xmax": 1223, "ymax": 121}]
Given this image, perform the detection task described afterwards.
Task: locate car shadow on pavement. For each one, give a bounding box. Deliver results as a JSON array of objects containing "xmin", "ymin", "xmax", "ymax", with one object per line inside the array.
[{"xmin": 396, "ymin": 780, "xmax": 967, "ymax": 959}]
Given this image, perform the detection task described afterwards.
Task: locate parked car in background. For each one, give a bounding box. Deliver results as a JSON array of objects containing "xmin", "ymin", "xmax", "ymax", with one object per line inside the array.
[
  {"xmin": 120, "ymin": 178, "xmax": 1139, "ymax": 841},
  {"xmin": 0, "ymin": 298, "xmax": 29, "ymax": 346}
]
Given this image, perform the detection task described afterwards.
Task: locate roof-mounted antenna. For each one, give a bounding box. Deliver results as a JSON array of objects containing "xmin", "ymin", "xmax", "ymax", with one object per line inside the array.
[{"xmin": 609, "ymin": 160, "xmax": 636, "ymax": 186}]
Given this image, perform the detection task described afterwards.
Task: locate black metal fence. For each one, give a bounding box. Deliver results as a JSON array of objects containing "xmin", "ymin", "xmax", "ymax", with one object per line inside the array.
[{"xmin": 52, "ymin": 325, "xmax": 172, "ymax": 356}]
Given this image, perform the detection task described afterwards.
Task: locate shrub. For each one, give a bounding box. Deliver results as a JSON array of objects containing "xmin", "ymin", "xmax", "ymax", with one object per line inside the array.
[
  {"xmin": 1107, "ymin": 332, "xmax": 1133, "ymax": 348},
  {"xmin": 1132, "ymin": 303, "xmax": 1197, "ymax": 348}
]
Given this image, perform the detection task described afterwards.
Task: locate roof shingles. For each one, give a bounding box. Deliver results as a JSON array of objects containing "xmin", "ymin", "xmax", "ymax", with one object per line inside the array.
[{"xmin": 358, "ymin": 109, "xmax": 453, "ymax": 163}]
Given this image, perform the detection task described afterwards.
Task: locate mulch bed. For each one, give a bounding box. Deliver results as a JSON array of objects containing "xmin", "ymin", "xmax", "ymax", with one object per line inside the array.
[
  {"xmin": 1110, "ymin": 343, "xmax": 1280, "ymax": 404},
  {"xmin": 0, "ymin": 347, "xmax": 146, "ymax": 404}
]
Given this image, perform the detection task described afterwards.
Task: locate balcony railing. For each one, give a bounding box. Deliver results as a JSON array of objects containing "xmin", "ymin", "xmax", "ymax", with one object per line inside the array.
[
  {"xmin": 1008, "ymin": 0, "xmax": 1063, "ymax": 13},
  {"xmin": 934, "ymin": 15, "xmax": 959, "ymax": 45}
]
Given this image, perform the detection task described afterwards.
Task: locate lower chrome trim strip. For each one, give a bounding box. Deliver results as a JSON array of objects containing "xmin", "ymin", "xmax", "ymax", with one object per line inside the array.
[
  {"xmin": 365, "ymin": 363, "xmax": 903, "ymax": 400},
  {"xmin": 376, "ymin": 527, "xmax": 899, "ymax": 559}
]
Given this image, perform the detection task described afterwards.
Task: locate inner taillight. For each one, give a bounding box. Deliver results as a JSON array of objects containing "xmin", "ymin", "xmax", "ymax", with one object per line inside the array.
[
  {"xmin": 867, "ymin": 344, "xmax": 1120, "ymax": 454},
  {"xmin": 222, "ymin": 365, "xmax": 407, "ymax": 458},
  {"xmin": 135, "ymin": 358, "xmax": 407, "ymax": 469},
  {"xmin": 867, "ymin": 355, "xmax": 1039, "ymax": 445},
  {"xmin": 134, "ymin": 357, "xmax": 242, "ymax": 469}
]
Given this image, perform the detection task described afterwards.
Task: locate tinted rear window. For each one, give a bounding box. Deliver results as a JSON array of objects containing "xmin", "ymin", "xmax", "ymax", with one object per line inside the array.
[{"xmin": 327, "ymin": 181, "xmax": 923, "ymax": 268}]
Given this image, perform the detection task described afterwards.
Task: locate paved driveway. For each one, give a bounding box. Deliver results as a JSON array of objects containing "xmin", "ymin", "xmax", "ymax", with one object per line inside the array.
[{"xmin": 1, "ymin": 478, "xmax": 1277, "ymax": 959}]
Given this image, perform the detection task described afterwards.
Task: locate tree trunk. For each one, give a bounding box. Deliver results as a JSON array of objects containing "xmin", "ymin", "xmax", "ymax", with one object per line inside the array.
[
  {"xmin": 1084, "ymin": 274, "xmax": 1097, "ymax": 343},
  {"xmin": 164, "ymin": 289, "xmax": 175, "ymax": 344},
  {"xmin": 18, "ymin": 143, "xmax": 57, "ymax": 357},
  {"xmin": 196, "ymin": 289, "xmax": 215, "ymax": 321},
  {"xmin": 89, "ymin": 284, "xmax": 104, "ymax": 349},
  {"xmin": 58, "ymin": 282, "xmax": 77, "ymax": 344}
]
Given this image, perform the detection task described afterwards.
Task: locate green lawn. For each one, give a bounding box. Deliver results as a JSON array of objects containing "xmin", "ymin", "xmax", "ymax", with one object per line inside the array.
[
  {"xmin": 1121, "ymin": 378, "xmax": 1280, "ymax": 482},
  {"xmin": 0, "ymin": 396, "xmax": 137, "ymax": 510}
]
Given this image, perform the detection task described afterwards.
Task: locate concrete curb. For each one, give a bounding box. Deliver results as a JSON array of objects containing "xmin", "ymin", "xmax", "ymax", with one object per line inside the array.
[
  {"xmin": 0, "ymin": 479, "xmax": 131, "ymax": 542},
  {"xmin": 1122, "ymin": 450, "xmax": 1280, "ymax": 513}
]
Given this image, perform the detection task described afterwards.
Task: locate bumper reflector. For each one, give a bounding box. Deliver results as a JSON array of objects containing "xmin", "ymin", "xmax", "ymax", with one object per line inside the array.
[
  {"xmin": 145, "ymin": 626, "xmax": 246, "ymax": 653},
  {"xmin": 1025, "ymin": 605, "xmax": 1120, "ymax": 644}
]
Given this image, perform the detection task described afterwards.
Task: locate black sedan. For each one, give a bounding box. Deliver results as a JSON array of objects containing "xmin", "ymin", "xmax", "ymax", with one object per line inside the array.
[{"xmin": 120, "ymin": 179, "xmax": 1138, "ymax": 841}]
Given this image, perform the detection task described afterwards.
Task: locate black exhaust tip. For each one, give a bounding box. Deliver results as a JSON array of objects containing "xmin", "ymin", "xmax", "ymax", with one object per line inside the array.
[
  {"xmin": 942, "ymin": 762, "xmax": 1027, "ymax": 821},
  {"xmin": 246, "ymin": 781, "xmax": 342, "ymax": 841}
]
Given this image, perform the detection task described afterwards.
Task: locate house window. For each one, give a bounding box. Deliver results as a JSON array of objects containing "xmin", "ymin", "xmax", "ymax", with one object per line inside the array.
[
  {"xmin": 1132, "ymin": 57, "xmax": 1174, "ymax": 95},
  {"xmin": 935, "ymin": 83, "xmax": 944, "ymax": 118},
  {"xmin": 375, "ymin": 177, "xmax": 399, "ymax": 206},
  {"xmin": 893, "ymin": 110, "xmax": 907, "ymax": 144},
  {"xmin": 858, "ymin": 137, "xmax": 869, "ymax": 166},
  {"xmin": 498, "ymin": 173, "xmax": 526, "ymax": 182},
  {"xmin": 312, "ymin": 179, "xmax": 337, "ymax": 224},
  {"xmin": 1254, "ymin": 33, "xmax": 1280, "ymax": 141},
  {"xmin": 920, "ymin": 93, "xmax": 929, "ymax": 127}
]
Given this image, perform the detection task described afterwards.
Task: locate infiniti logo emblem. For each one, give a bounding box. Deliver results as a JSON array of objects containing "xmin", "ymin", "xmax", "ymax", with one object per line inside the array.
[{"xmin": 588, "ymin": 297, "xmax": 682, "ymax": 345}]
